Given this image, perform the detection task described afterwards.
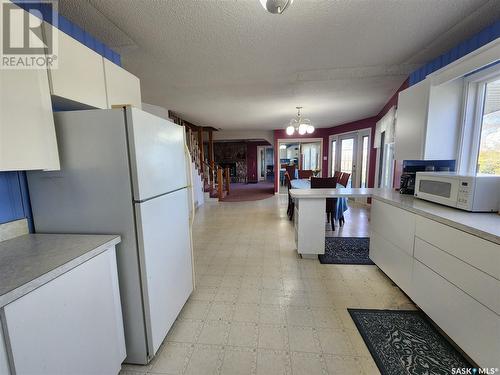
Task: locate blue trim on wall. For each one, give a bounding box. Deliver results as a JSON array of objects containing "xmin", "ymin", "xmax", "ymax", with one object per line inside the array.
[
  {"xmin": 12, "ymin": 1, "xmax": 121, "ymax": 66},
  {"xmin": 0, "ymin": 172, "xmax": 34, "ymax": 230},
  {"xmin": 0, "ymin": 172, "xmax": 25, "ymax": 224},
  {"xmin": 409, "ymin": 20, "xmax": 500, "ymax": 86}
]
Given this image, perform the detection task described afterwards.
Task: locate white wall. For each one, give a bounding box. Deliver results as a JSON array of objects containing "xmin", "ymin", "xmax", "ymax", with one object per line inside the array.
[{"xmin": 141, "ymin": 103, "xmax": 170, "ymax": 120}]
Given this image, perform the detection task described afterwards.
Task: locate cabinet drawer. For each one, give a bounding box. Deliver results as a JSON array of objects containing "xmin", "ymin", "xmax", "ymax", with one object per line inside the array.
[
  {"xmin": 371, "ymin": 199, "xmax": 416, "ymax": 255},
  {"xmin": 414, "ymin": 237, "xmax": 500, "ymax": 314},
  {"xmin": 369, "ymin": 232, "xmax": 413, "ymax": 295},
  {"xmin": 412, "ymin": 260, "xmax": 500, "ymax": 368},
  {"xmin": 415, "ymin": 216, "xmax": 500, "ymax": 279}
]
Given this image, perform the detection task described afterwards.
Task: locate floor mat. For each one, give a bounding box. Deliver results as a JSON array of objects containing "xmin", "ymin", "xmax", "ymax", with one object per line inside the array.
[
  {"xmin": 318, "ymin": 237, "xmax": 374, "ymax": 264},
  {"xmin": 348, "ymin": 309, "xmax": 473, "ymax": 375}
]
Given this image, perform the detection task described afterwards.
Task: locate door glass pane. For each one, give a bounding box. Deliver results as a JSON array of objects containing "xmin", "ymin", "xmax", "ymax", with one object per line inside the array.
[
  {"xmin": 331, "ymin": 140, "xmax": 336, "ymax": 176},
  {"xmin": 260, "ymin": 149, "xmax": 265, "ymax": 178},
  {"xmin": 340, "ymin": 138, "xmax": 354, "ymax": 187},
  {"xmin": 360, "ymin": 136, "xmax": 369, "ymax": 188},
  {"xmin": 477, "ymin": 78, "xmax": 500, "ymax": 175}
]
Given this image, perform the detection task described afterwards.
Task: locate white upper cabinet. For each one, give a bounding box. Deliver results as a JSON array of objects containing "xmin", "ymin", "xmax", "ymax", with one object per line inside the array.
[
  {"xmin": 394, "ymin": 78, "xmax": 462, "ymax": 161},
  {"xmin": 44, "ymin": 24, "xmax": 108, "ymax": 109},
  {"xmin": 394, "ymin": 80, "xmax": 430, "ymax": 161},
  {"xmin": 0, "ymin": 7, "xmax": 59, "ymax": 171},
  {"xmin": 104, "ymin": 59, "xmax": 142, "ymax": 109}
]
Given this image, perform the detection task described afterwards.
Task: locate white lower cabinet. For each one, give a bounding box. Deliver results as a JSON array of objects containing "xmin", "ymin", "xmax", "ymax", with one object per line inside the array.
[
  {"xmin": 294, "ymin": 199, "xmax": 326, "ymax": 256},
  {"xmin": 1, "ymin": 247, "xmax": 125, "ymax": 375},
  {"xmin": 371, "ymin": 199, "xmax": 416, "ymax": 255},
  {"xmin": 0, "ymin": 324, "xmax": 10, "ymax": 375},
  {"xmin": 412, "ymin": 260, "xmax": 500, "ymax": 368},
  {"xmin": 370, "ymin": 197, "xmax": 500, "ymax": 368},
  {"xmin": 369, "ymin": 232, "xmax": 413, "ymax": 295}
]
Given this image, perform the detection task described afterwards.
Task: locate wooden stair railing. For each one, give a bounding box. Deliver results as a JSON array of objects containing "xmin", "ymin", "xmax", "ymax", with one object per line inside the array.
[
  {"xmin": 184, "ymin": 126, "xmax": 230, "ymax": 201},
  {"xmin": 202, "ymin": 161, "xmax": 230, "ymax": 201}
]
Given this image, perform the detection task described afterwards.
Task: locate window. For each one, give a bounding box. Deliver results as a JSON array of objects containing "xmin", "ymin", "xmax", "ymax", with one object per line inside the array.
[
  {"xmin": 477, "ymin": 78, "xmax": 500, "ymax": 175},
  {"xmin": 461, "ymin": 67, "xmax": 500, "ymax": 175}
]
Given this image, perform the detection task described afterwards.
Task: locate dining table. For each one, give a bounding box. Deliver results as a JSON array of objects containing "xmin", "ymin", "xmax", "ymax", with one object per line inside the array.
[{"xmin": 290, "ymin": 179, "xmax": 349, "ymax": 221}]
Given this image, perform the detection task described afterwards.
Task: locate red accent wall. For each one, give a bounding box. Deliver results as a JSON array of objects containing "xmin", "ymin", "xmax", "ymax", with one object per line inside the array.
[
  {"xmin": 273, "ymin": 78, "xmax": 410, "ymax": 193},
  {"xmin": 247, "ymin": 141, "xmax": 271, "ymax": 183}
]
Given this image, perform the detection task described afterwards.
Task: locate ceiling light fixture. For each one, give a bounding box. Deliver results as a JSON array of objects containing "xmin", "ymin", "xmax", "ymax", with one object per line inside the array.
[
  {"xmin": 286, "ymin": 107, "xmax": 315, "ymax": 136},
  {"xmin": 259, "ymin": 0, "xmax": 293, "ymax": 14}
]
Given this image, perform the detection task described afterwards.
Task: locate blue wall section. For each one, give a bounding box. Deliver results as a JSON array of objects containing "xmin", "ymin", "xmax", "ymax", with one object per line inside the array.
[
  {"xmin": 12, "ymin": 1, "xmax": 121, "ymax": 66},
  {"xmin": 0, "ymin": 172, "xmax": 33, "ymax": 231},
  {"xmin": 409, "ymin": 20, "xmax": 500, "ymax": 86}
]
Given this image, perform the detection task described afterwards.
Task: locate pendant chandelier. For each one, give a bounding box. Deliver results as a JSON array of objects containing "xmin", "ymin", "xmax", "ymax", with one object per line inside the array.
[
  {"xmin": 258, "ymin": 0, "xmax": 293, "ymax": 14},
  {"xmin": 286, "ymin": 107, "xmax": 315, "ymax": 136}
]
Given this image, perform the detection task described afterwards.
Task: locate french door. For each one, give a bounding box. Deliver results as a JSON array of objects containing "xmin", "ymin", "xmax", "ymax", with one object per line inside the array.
[{"xmin": 330, "ymin": 129, "xmax": 371, "ymax": 188}]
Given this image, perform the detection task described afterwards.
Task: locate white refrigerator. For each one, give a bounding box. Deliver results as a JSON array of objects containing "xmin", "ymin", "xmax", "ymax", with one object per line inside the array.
[{"xmin": 27, "ymin": 107, "xmax": 194, "ymax": 364}]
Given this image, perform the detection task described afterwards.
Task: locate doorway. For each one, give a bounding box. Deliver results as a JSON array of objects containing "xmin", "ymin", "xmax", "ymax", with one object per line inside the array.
[
  {"xmin": 329, "ymin": 129, "xmax": 371, "ymax": 188},
  {"xmin": 257, "ymin": 146, "xmax": 274, "ymax": 182},
  {"xmin": 277, "ymin": 138, "xmax": 323, "ymax": 194}
]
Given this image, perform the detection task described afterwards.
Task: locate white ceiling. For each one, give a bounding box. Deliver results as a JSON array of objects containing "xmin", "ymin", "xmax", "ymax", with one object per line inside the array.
[{"xmin": 58, "ymin": 0, "xmax": 500, "ymax": 130}]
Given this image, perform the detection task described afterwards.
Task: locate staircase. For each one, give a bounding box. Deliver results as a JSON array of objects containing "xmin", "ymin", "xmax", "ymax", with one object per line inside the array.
[{"xmin": 184, "ymin": 125, "xmax": 230, "ymax": 202}]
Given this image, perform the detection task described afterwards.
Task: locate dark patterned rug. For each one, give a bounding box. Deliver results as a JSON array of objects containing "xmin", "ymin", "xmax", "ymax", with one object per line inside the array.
[
  {"xmin": 348, "ymin": 309, "xmax": 473, "ymax": 375},
  {"xmin": 318, "ymin": 237, "xmax": 374, "ymax": 265}
]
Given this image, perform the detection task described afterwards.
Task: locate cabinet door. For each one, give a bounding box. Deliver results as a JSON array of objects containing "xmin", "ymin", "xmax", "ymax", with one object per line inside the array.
[
  {"xmin": 45, "ymin": 25, "xmax": 108, "ymax": 109},
  {"xmin": 0, "ymin": 65, "xmax": 59, "ymax": 171},
  {"xmin": 4, "ymin": 248, "xmax": 126, "ymax": 375},
  {"xmin": 394, "ymin": 79, "xmax": 430, "ymax": 160},
  {"xmin": 371, "ymin": 199, "xmax": 416, "ymax": 255},
  {"xmin": 0, "ymin": 324, "xmax": 10, "ymax": 375},
  {"xmin": 104, "ymin": 59, "xmax": 142, "ymax": 109}
]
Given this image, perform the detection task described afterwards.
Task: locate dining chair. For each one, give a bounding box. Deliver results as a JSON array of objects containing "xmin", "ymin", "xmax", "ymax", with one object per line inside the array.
[
  {"xmin": 333, "ymin": 171, "xmax": 342, "ymax": 181},
  {"xmin": 285, "ymin": 172, "xmax": 294, "ymax": 220},
  {"xmin": 338, "ymin": 172, "xmax": 351, "ymax": 187},
  {"xmin": 310, "ymin": 177, "xmax": 338, "ymax": 230},
  {"xmin": 298, "ymin": 170, "xmax": 313, "ymax": 179},
  {"xmin": 285, "ymin": 165, "xmax": 297, "ymax": 181}
]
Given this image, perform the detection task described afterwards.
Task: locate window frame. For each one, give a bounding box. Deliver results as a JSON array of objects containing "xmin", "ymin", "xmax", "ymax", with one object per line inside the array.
[{"xmin": 458, "ymin": 64, "xmax": 500, "ymax": 175}]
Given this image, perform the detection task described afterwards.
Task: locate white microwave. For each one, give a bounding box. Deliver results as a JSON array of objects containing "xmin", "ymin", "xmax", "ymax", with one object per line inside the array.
[{"xmin": 414, "ymin": 172, "xmax": 500, "ymax": 212}]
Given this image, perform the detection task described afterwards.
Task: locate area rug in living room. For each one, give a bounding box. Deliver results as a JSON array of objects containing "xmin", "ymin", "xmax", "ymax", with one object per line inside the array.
[
  {"xmin": 348, "ymin": 309, "xmax": 473, "ymax": 375},
  {"xmin": 318, "ymin": 237, "xmax": 374, "ymax": 265}
]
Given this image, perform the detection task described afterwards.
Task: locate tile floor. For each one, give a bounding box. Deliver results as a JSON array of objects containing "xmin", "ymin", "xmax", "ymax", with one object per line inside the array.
[{"xmin": 120, "ymin": 195, "xmax": 416, "ymax": 375}]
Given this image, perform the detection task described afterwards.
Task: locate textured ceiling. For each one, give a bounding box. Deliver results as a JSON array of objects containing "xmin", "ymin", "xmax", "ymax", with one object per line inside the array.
[{"xmin": 58, "ymin": 0, "xmax": 500, "ymax": 130}]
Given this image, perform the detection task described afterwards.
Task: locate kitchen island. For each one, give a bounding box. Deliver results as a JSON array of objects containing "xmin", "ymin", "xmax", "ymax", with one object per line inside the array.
[{"xmin": 0, "ymin": 234, "xmax": 125, "ymax": 375}]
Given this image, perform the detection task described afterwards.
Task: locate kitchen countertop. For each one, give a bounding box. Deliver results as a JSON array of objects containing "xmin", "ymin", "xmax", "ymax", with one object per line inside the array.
[
  {"xmin": 0, "ymin": 234, "xmax": 121, "ymax": 307},
  {"xmin": 290, "ymin": 187, "xmax": 500, "ymax": 244},
  {"xmin": 372, "ymin": 190, "xmax": 500, "ymax": 245}
]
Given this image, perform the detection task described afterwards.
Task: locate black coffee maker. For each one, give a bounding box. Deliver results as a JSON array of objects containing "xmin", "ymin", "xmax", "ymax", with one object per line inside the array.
[{"xmin": 399, "ymin": 160, "xmax": 456, "ymax": 195}]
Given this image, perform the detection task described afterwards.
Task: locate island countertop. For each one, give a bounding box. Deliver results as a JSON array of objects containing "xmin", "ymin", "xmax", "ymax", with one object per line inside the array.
[{"xmin": 0, "ymin": 234, "xmax": 121, "ymax": 307}]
